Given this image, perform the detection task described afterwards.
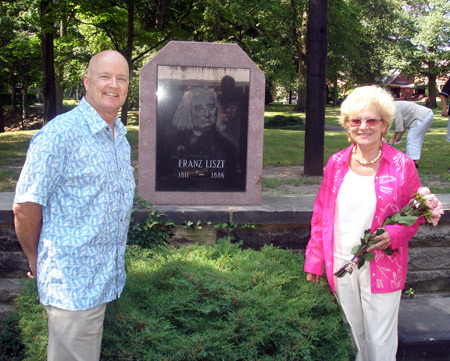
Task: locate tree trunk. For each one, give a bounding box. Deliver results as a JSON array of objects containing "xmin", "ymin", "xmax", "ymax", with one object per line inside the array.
[
  {"xmin": 427, "ymin": 74, "xmax": 437, "ymax": 109},
  {"xmin": 265, "ymin": 78, "xmax": 274, "ymax": 104},
  {"xmin": 41, "ymin": 0, "xmax": 57, "ymax": 123},
  {"xmin": 120, "ymin": 0, "xmax": 134, "ymax": 126},
  {"xmin": 294, "ymin": 66, "xmax": 307, "ymax": 112},
  {"xmin": 333, "ymin": 78, "xmax": 338, "ymax": 106},
  {"xmin": 0, "ymin": 95, "xmax": 4, "ymax": 133},
  {"xmin": 304, "ymin": 0, "xmax": 328, "ymax": 176},
  {"xmin": 11, "ymin": 84, "xmax": 17, "ymax": 111},
  {"xmin": 55, "ymin": 20, "xmax": 67, "ymax": 115},
  {"xmin": 293, "ymin": 9, "xmax": 308, "ymax": 113},
  {"xmin": 22, "ymin": 76, "xmax": 29, "ymax": 120},
  {"xmin": 155, "ymin": 0, "xmax": 166, "ymax": 28},
  {"xmin": 214, "ymin": 10, "xmax": 221, "ymax": 40}
]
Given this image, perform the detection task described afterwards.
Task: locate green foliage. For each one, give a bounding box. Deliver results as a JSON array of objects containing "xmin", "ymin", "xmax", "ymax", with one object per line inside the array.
[
  {"xmin": 101, "ymin": 239, "xmax": 352, "ymax": 360},
  {"xmin": 386, "ymin": 0, "xmax": 450, "ymax": 106},
  {"xmin": 405, "ymin": 288, "xmax": 415, "ymax": 299},
  {"xmin": 14, "ymin": 240, "xmax": 352, "ymax": 360},
  {"xmin": 181, "ymin": 219, "xmax": 204, "ymax": 230},
  {"xmin": 13, "ymin": 279, "xmax": 48, "ymax": 361},
  {"xmin": 265, "ymin": 115, "xmax": 305, "ymax": 130},
  {"xmin": 0, "ymin": 169, "xmax": 21, "ymax": 192},
  {"xmin": 182, "ymin": 220, "xmax": 255, "ymax": 233},
  {"xmin": 350, "ymin": 228, "xmax": 388, "ymax": 270},
  {"xmin": 0, "ymin": 312, "xmax": 25, "ymax": 360},
  {"xmin": 127, "ymin": 197, "xmax": 176, "ymax": 249}
]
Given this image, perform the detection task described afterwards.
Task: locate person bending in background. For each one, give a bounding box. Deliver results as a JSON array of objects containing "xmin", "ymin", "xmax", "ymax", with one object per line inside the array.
[{"xmin": 388, "ymin": 100, "xmax": 433, "ymax": 169}]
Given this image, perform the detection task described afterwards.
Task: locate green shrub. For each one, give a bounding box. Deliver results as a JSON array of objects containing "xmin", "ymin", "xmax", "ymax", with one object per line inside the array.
[
  {"xmin": 105, "ymin": 239, "xmax": 352, "ymax": 360},
  {"xmin": 11, "ymin": 279, "xmax": 48, "ymax": 361},
  {"xmin": 14, "ymin": 239, "xmax": 352, "ymax": 360},
  {"xmin": 265, "ymin": 115, "xmax": 305, "ymax": 130},
  {"xmin": 0, "ymin": 312, "xmax": 25, "ymax": 360},
  {"xmin": 127, "ymin": 197, "xmax": 176, "ymax": 248}
]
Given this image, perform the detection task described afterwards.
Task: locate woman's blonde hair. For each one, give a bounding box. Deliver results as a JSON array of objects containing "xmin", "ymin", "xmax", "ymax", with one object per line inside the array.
[{"xmin": 338, "ymin": 85, "xmax": 394, "ymax": 139}]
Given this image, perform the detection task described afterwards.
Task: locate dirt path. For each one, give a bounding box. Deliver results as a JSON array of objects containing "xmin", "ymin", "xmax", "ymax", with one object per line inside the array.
[
  {"xmin": 262, "ymin": 166, "xmax": 322, "ymax": 195},
  {"xmin": 262, "ymin": 165, "xmax": 450, "ymax": 196}
]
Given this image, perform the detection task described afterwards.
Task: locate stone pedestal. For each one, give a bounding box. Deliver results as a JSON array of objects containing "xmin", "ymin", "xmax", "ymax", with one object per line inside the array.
[{"xmin": 139, "ymin": 41, "xmax": 265, "ymax": 205}]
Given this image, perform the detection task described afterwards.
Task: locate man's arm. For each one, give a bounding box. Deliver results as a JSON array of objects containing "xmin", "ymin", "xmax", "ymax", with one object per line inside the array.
[
  {"xmin": 440, "ymin": 94, "xmax": 448, "ymax": 117},
  {"xmin": 12, "ymin": 202, "xmax": 42, "ymax": 278}
]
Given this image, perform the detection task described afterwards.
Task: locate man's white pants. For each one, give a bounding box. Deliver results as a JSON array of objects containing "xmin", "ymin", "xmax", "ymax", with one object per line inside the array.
[
  {"xmin": 44, "ymin": 303, "xmax": 106, "ymax": 361},
  {"xmin": 334, "ymin": 259, "xmax": 402, "ymax": 361},
  {"xmin": 405, "ymin": 111, "xmax": 434, "ymax": 160}
]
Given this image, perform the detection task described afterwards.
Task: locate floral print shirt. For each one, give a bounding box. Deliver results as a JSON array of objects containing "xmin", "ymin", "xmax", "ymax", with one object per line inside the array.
[
  {"xmin": 14, "ymin": 98, "xmax": 135, "ymax": 310},
  {"xmin": 304, "ymin": 142, "xmax": 422, "ymax": 294}
]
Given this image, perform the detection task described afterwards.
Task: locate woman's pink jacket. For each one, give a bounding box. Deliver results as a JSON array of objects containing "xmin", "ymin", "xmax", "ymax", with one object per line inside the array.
[{"xmin": 304, "ymin": 142, "xmax": 423, "ymax": 294}]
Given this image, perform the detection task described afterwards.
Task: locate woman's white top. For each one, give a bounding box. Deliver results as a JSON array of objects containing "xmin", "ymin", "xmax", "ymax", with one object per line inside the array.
[{"xmin": 334, "ymin": 168, "xmax": 376, "ymax": 261}]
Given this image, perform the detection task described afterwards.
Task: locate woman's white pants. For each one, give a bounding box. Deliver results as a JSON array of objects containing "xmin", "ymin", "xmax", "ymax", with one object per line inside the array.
[{"xmin": 334, "ymin": 259, "xmax": 402, "ymax": 361}]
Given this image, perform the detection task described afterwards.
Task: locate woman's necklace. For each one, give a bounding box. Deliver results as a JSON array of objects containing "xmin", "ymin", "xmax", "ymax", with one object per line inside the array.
[{"xmin": 352, "ymin": 144, "xmax": 382, "ymax": 165}]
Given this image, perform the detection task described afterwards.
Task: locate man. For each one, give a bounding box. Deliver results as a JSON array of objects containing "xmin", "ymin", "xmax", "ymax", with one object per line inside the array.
[
  {"xmin": 439, "ymin": 78, "xmax": 450, "ymax": 173},
  {"xmin": 12, "ymin": 50, "xmax": 135, "ymax": 360},
  {"xmin": 388, "ymin": 100, "xmax": 434, "ymax": 169}
]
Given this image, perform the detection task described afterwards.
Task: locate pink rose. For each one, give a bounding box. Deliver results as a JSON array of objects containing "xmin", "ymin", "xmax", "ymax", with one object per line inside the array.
[
  {"xmin": 428, "ymin": 216, "xmax": 439, "ymax": 226},
  {"xmin": 424, "ymin": 194, "xmax": 439, "ymax": 209},
  {"xmin": 417, "ymin": 187, "xmax": 431, "ymax": 196},
  {"xmin": 426, "ymin": 201, "xmax": 444, "ymax": 226},
  {"xmin": 430, "ymin": 203, "xmax": 444, "ymax": 217}
]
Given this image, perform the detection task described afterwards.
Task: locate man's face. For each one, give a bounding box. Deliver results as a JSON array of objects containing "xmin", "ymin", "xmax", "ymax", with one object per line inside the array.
[
  {"xmin": 83, "ymin": 51, "xmax": 129, "ymax": 124},
  {"xmin": 191, "ymin": 92, "xmax": 217, "ymax": 131}
]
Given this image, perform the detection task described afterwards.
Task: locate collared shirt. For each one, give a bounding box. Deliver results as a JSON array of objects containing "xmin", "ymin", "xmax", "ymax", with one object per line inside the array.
[
  {"xmin": 14, "ymin": 98, "xmax": 135, "ymax": 311},
  {"xmin": 304, "ymin": 143, "xmax": 423, "ymax": 294},
  {"xmin": 393, "ymin": 100, "xmax": 432, "ymax": 131}
]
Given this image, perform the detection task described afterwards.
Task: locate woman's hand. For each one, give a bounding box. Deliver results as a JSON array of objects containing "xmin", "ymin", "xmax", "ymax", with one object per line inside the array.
[
  {"xmin": 306, "ymin": 272, "xmax": 321, "ymax": 284},
  {"xmin": 367, "ymin": 227, "xmax": 392, "ymax": 252}
]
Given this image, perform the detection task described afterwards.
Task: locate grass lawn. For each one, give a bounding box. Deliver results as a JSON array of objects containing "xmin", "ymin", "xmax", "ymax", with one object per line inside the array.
[{"xmin": 1, "ymin": 100, "xmax": 449, "ymax": 193}]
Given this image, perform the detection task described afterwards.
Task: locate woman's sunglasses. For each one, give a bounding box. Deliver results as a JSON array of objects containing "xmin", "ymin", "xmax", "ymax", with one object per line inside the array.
[{"xmin": 348, "ymin": 118, "xmax": 382, "ymax": 127}]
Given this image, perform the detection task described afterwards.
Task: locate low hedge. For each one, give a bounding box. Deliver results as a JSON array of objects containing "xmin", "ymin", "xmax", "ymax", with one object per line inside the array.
[
  {"xmin": 8, "ymin": 239, "xmax": 353, "ymax": 360},
  {"xmin": 265, "ymin": 115, "xmax": 305, "ymax": 130}
]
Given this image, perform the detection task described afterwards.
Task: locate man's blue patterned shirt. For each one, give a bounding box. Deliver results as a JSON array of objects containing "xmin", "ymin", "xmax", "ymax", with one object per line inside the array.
[{"xmin": 14, "ymin": 98, "xmax": 135, "ymax": 311}]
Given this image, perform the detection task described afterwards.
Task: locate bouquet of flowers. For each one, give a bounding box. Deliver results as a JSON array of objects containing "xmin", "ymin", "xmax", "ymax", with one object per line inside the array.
[{"xmin": 334, "ymin": 187, "xmax": 444, "ymax": 278}]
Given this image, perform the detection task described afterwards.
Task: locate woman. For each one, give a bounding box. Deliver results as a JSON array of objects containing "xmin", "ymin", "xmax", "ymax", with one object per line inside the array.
[{"xmin": 304, "ymin": 86, "xmax": 423, "ymax": 361}]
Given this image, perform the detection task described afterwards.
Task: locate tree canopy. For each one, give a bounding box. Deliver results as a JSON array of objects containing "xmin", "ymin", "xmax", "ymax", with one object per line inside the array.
[{"xmin": 1, "ymin": 0, "xmax": 449, "ymax": 129}]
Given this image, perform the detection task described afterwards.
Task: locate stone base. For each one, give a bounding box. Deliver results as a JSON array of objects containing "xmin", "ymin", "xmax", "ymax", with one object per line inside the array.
[{"xmin": 397, "ymin": 297, "xmax": 450, "ymax": 361}]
